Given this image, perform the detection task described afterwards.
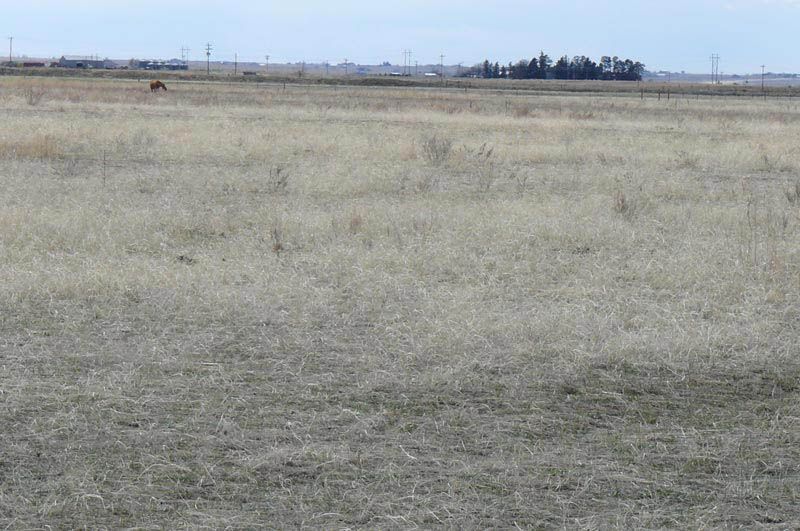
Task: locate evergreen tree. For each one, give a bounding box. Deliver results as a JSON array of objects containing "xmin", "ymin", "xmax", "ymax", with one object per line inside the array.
[
  {"xmin": 471, "ymin": 52, "xmax": 643, "ymax": 82},
  {"xmin": 600, "ymin": 56, "xmax": 613, "ymax": 80},
  {"xmin": 630, "ymin": 61, "xmax": 645, "ymax": 81},
  {"xmin": 527, "ymin": 57, "xmax": 539, "ymax": 79},
  {"xmin": 511, "ymin": 59, "xmax": 529, "ymax": 79},
  {"xmin": 482, "ymin": 59, "xmax": 491, "ymax": 79},
  {"xmin": 537, "ymin": 52, "xmax": 552, "ymax": 79},
  {"xmin": 553, "ymin": 56, "xmax": 569, "ymax": 80},
  {"xmin": 612, "ymin": 56, "xmax": 624, "ymax": 80},
  {"xmin": 584, "ymin": 57, "xmax": 600, "ymax": 80}
]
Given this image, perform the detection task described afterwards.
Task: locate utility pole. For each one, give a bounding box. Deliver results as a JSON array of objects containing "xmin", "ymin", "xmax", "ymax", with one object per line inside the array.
[
  {"xmin": 761, "ymin": 64, "xmax": 766, "ymax": 92},
  {"xmin": 206, "ymin": 43, "xmax": 213, "ymax": 75},
  {"xmin": 8, "ymin": 36, "xmax": 12, "ymax": 64},
  {"xmin": 344, "ymin": 58, "xmax": 348, "ymax": 76},
  {"xmin": 710, "ymin": 55, "xmax": 714, "ymax": 84},
  {"xmin": 440, "ymin": 53, "xmax": 446, "ymax": 83},
  {"xmin": 265, "ymin": 54, "xmax": 270, "ymax": 73},
  {"xmin": 710, "ymin": 54, "xmax": 720, "ymax": 84},
  {"xmin": 234, "ymin": 53, "xmax": 238, "ymax": 75},
  {"xmin": 415, "ymin": 60, "xmax": 418, "ymax": 76},
  {"xmin": 324, "ymin": 61, "xmax": 329, "ymax": 76},
  {"xmin": 181, "ymin": 46, "xmax": 190, "ymax": 66}
]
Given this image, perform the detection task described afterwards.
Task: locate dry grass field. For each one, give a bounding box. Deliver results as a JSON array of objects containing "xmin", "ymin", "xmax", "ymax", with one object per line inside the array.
[{"xmin": 1, "ymin": 76, "xmax": 800, "ymax": 528}]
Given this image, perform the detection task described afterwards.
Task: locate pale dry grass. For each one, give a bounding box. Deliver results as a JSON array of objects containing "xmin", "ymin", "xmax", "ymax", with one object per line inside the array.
[{"xmin": 1, "ymin": 76, "xmax": 800, "ymax": 528}]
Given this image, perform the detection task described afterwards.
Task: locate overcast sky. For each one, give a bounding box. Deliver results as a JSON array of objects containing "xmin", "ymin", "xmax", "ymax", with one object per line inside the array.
[{"xmin": 3, "ymin": 0, "xmax": 799, "ymax": 73}]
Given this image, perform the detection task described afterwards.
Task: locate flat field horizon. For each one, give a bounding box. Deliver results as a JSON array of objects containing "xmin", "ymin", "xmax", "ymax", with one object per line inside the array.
[{"xmin": 1, "ymin": 76, "xmax": 800, "ymax": 528}]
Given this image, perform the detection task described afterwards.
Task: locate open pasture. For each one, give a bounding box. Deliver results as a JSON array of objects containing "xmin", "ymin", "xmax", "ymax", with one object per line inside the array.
[{"xmin": 1, "ymin": 76, "xmax": 800, "ymax": 527}]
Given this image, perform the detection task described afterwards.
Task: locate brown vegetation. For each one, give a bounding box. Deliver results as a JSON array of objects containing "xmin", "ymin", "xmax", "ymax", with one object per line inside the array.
[{"xmin": 1, "ymin": 76, "xmax": 800, "ymax": 528}]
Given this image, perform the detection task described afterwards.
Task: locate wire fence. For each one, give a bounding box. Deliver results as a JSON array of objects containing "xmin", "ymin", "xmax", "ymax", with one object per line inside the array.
[
  {"xmin": 8, "ymin": 152, "xmax": 295, "ymax": 189},
  {"xmin": 15, "ymin": 152, "xmax": 291, "ymax": 170}
]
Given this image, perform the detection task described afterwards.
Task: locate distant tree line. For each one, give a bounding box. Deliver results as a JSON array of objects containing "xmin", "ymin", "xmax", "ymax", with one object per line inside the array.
[{"xmin": 463, "ymin": 52, "xmax": 645, "ymax": 81}]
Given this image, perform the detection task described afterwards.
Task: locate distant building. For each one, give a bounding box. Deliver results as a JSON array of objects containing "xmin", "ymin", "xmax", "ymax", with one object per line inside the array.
[
  {"xmin": 56, "ymin": 56, "xmax": 117, "ymax": 69},
  {"xmin": 2, "ymin": 61, "xmax": 48, "ymax": 68},
  {"xmin": 134, "ymin": 59, "xmax": 188, "ymax": 71}
]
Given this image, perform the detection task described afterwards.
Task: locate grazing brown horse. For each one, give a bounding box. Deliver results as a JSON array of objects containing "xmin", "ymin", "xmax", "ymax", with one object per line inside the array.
[{"xmin": 149, "ymin": 80, "xmax": 167, "ymax": 92}]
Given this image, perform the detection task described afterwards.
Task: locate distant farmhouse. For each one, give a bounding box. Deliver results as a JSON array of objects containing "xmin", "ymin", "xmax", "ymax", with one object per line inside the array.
[
  {"xmin": 132, "ymin": 59, "xmax": 189, "ymax": 71},
  {"xmin": 1, "ymin": 61, "xmax": 47, "ymax": 68},
  {"xmin": 56, "ymin": 56, "xmax": 118, "ymax": 69}
]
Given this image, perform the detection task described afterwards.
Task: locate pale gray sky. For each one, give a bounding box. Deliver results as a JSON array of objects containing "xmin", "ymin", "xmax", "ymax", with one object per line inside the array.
[{"xmin": 3, "ymin": 0, "xmax": 799, "ymax": 73}]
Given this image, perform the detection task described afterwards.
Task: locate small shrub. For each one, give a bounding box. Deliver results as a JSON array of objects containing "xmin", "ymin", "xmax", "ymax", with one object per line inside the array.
[
  {"xmin": 3, "ymin": 134, "xmax": 62, "ymax": 160},
  {"xmin": 267, "ymin": 164, "xmax": 290, "ymax": 193},
  {"xmin": 420, "ymin": 135, "xmax": 453, "ymax": 166},
  {"xmin": 509, "ymin": 167, "xmax": 531, "ymax": 195},
  {"xmin": 785, "ymin": 180, "xmax": 800, "ymax": 205},
  {"xmin": 415, "ymin": 171, "xmax": 441, "ymax": 193},
  {"xmin": 613, "ymin": 189, "xmax": 637, "ymax": 219},
  {"xmin": 674, "ymin": 150, "xmax": 700, "ymax": 169},
  {"xmin": 24, "ymin": 86, "xmax": 46, "ymax": 106},
  {"xmin": 460, "ymin": 143, "xmax": 496, "ymax": 192},
  {"xmin": 759, "ymin": 153, "xmax": 776, "ymax": 173},
  {"xmin": 349, "ymin": 211, "xmax": 364, "ymax": 234},
  {"xmin": 54, "ymin": 157, "xmax": 84, "ymax": 178},
  {"xmin": 271, "ymin": 226, "xmax": 284, "ymax": 255},
  {"xmin": 512, "ymin": 105, "xmax": 530, "ymax": 118},
  {"xmin": 568, "ymin": 110, "xmax": 595, "ymax": 121}
]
